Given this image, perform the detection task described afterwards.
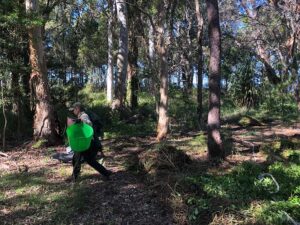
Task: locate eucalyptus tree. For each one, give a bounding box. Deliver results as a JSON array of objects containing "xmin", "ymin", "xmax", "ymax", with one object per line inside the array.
[
  {"xmin": 126, "ymin": 0, "xmax": 145, "ymax": 109},
  {"xmin": 179, "ymin": 1, "xmax": 194, "ymax": 96},
  {"xmin": 25, "ymin": 0, "xmax": 60, "ymax": 144},
  {"xmin": 269, "ymin": 0, "xmax": 300, "ymax": 109},
  {"xmin": 155, "ymin": 0, "xmax": 171, "ymax": 141},
  {"xmin": 231, "ymin": 0, "xmax": 300, "ymax": 110},
  {"xmin": 113, "ymin": 0, "xmax": 128, "ymax": 109},
  {"xmin": 107, "ymin": 0, "xmax": 114, "ymax": 103}
]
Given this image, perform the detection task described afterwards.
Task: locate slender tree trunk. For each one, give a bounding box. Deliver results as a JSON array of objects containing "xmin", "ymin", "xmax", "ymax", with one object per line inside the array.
[
  {"xmin": 206, "ymin": 0, "xmax": 224, "ymax": 159},
  {"xmin": 181, "ymin": 64, "xmax": 188, "ymax": 95},
  {"xmin": 195, "ymin": 0, "xmax": 204, "ymax": 127},
  {"xmin": 181, "ymin": 53, "xmax": 192, "ymax": 97},
  {"xmin": 296, "ymin": 82, "xmax": 300, "ymax": 111},
  {"xmin": 126, "ymin": 1, "xmax": 139, "ymax": 109},
  {"xmin": 292, "ymin": 53, "xmax": 300, "ymax": 111},
  {"xmin": 11, "ymin": 72, "xmax": 21, "ymax": 139},
  {"xmin": 256, "ymin": 42, "xmax": 281, "ymax": 85},
  {"xmin": 149, "ymin": 19, "xmax": 159, "ymax": 115},
  {"xmin": 114, "ymin": 0, "xmax": 128, "ymax": 109},
  {"xmin": 26, "ymin": 0, "xmax": 60, "ymax": 145},
  {"xmin": 107, "ymin": 0, "xmax": 114, "ymax": 103},
  {"xmin": 185, "ymin": 5, "xmax": 193, "ymax": 94},
  {"xmin": 156, "ymin": 1, "xmax": 169, "ymax": 141},
  {"xmin": 22, "ymin": 46, "xmax": 33, "ymax": 121},
  {"xmin": 1, "ymin": 80, "xmax": 7, "ymax": 150},
  {"xmin": 179, "ymin": 4, "xmax": 193, "ymax": 97},
  {"xmin": 149, "ymin": 21, "xmax": 155, "ymax": 63},
  {"xmin": 127, "ymin": 33, "xmax": 139, "ymax": 109}
]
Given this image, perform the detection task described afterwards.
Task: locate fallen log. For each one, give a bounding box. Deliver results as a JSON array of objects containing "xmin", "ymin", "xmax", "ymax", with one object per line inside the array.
[{"xmin": 0, "ymin": 151, "xmax": 8, "ymax": 157}]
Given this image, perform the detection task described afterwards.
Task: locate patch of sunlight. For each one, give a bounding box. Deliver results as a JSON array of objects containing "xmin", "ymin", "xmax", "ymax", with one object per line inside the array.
[
  {"xmin": 81, "ymin": 164, "xmax": 97, "ymax": 176},
  {"xmin": 46, "ymin": 190, "xmax": 68, "ymax": 202},
  {"xmin": 42, "ymin": 157, "xmax": 52, "ymax": 164},
  {"xmin": 55, "ymin": 166, "xmax": 72, "ymax": 177},
  {"xmin": 189, "ymin": 132, "xmax": 207, "ymax": 149},
  {"xmin": 138, "ymin": 91, "xmax": 156, "ymax": 105},
  {"xmin": 27, "ymin": 194, "xmax": 48, "ymax": 206},
  {"xmin": 32, "ymin": 139, "xmax": 47, "ymax": 149},
  {"xmin": 0, "ymin": 172, "xmax": 46, "ymax": 189},
  {"xmin": 222, "ymin": 106, "xmax": 248, "ymax": 119},
  {"xmin": 281, "ymin": 149, "xmax": 300, "ymax": 160},
  {"xmin": 15, "ymin": 187, "xmax": 28, "ymax": 195},
  {"xmin": 239, "ymin": 130, "xmax": 258, "ymax": 136},
  {"xmin": 104, "ymin": 131, "xmax": 117, "ymax": 139}
]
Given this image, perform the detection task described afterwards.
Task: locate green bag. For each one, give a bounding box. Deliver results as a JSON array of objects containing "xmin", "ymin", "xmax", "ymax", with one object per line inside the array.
[{"xmin": 66, "ymin": 123, "xmax": 94, "ymax": 152}]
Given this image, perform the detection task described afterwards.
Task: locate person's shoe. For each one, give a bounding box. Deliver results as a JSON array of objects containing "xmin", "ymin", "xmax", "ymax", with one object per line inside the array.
[
  {"xmin": 65, "ymin": 176, "xmax": 76, "ymax": 183},
  {"xmin": 103, "ymin": 170, "xmax": 113, "ymax": 181},
  {"xmin": 65, "ymin": 173, "xmax": 78, "ymax": 183}
]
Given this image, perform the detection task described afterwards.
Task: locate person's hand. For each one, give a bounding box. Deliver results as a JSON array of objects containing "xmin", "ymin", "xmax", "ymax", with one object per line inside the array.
[
  {"xmin": 67, "ymin": 117, "xmax": 75, "ymax": 126},
  {"xmin": 75, "ymin": 119, "xmax": 82, "ymax": 124}
]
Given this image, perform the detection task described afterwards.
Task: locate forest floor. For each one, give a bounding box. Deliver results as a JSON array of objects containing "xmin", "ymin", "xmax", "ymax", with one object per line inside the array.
[{"xmin": 1, "ymin": 120, "xmax": 300, "ymax": 225}]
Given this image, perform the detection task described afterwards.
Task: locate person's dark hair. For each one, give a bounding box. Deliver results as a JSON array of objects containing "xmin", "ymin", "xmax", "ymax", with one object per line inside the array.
[
  {"xmin": 70, "ymin": 102, "xmax": 85, "ymax": 112},
  {"xmin": 77, "ymin": 104, "xmax": 85, "ymax": 111}
]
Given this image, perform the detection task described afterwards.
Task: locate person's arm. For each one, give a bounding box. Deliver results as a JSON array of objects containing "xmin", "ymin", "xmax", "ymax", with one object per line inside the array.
[{"xmin": 79, "ymin": 113, "xmax": 92, "ymax": 126}]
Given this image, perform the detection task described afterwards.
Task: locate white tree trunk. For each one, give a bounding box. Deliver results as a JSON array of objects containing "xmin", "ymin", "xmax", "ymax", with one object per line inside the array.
[
  {"xmin": 107, "ymin": 0, "xmax": 114, "ymax": 103},
  {"xmin": 114, "ymin": 0, "xmax": 128, "ymax": 108},
  {"xmin": 149, "ymin": 22, "xmax": 155, "ymax": 62}
]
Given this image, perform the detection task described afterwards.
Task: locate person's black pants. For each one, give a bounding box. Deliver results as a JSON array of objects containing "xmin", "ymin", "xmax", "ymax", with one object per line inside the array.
[{"xmin": 72, "ymin": 140, "xmax": 109, "ymax": 180}]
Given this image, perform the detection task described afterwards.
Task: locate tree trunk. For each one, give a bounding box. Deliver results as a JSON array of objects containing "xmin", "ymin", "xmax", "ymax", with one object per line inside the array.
[
  {"xmin": 148, "ymin": 19, "xmax": 159, "ymax": 115},
  {"xmin": 1, "ymin": 80, "xmax": 7, "ymax": 150},
  {"xmin": 127, "ymin": 33, "xmax": 139, "ymax": 109},
  {"xmin": 156, "ymin": 1, "xmax": 169, "ymax": 141},
  {"xmin": 181, "ymin": 64, "xmax": 188, "ymax": 95},
  {"xmin": 256, "ymin": 42, "xmax": 281, "ymax": 85},
  {"xmin": 11, "ymin": 72, "xmax": 21, "ymax": 139},
  {"xmin": 206, "ymin": 0, "xmax": 224, "ymax": 159},
  {"xmin": 185, "ymin": 5, "xmax": 193, "ymax": 94},
  {"xmin": 181, "ymin": 53, "xmax": 193, "ymax": 96},
  {"xmin": 114, "ymin": 0, "xmax": 128, "ymax": 109},
  {"xmin": 292, "ymin": 49, "xmax": 300, "ymax": 111},
  {"xmin": 296, "ymin": 83, "xmax": 300, "ymax": 111},
  {"xmin": 26, "ymin": 0, "xmax": 60, "ymax": 145},
  {"xmin": 195, "ymin": 0, "xmax": 204, "ymax": 127},
  {"xmin": 180, "ymin": 4, "xmax": 193, "ymax": 97},
  {"xmin": 22, "ymin": 46, "xmax": 33, "ymax": 121},
  {"xmin": 126, "ymin": 1, "xmax": 139, "ymax": 109},
  {"xmin": 107, "ymin": 0, "xmax": 114, "ymax": 103}
]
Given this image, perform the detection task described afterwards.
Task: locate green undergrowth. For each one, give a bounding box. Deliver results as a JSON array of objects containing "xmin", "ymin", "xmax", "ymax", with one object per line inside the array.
[{"xmin": 182, "ymin": 160, "xmax": 300, "ymax": 224}]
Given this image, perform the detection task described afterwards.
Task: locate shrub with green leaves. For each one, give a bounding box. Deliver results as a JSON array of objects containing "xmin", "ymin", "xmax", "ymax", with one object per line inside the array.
[{"xmin": 184, "ymin": 160, "xmax": 300, "ymax": 225}]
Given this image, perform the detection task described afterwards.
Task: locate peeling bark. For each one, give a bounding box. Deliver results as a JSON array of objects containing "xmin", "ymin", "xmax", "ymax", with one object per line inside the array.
[{"xmin": 26, "ymin": 0, "xmax": 60, "ymax": 145}]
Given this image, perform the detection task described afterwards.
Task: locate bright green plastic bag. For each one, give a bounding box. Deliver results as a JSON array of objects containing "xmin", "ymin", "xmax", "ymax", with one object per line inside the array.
[{"xmin": 66, "ymin": 123, "xmax": 94, "ymax": 152}]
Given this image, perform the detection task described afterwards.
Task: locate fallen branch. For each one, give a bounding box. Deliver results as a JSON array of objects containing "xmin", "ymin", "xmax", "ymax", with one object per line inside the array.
[
  {"xmin": 258, "ymin": 173, "xmax": 280, "ymax": 193},
  {"xmin": 0, "ymin": 151, "xmax": 8, "ymax": 157},
  {"xmin": 231, "ymin": 137, "xmax": 260, "ymax": 152},
  {"xmin": 283, "ymin": 211, "xmax": 300, "ymax": 225}
]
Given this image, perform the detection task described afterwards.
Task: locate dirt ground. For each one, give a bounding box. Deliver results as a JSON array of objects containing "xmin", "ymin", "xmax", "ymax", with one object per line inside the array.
[{"xmin": 1, "ymin": 121, "xmax": 300, "ymax": 225}]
